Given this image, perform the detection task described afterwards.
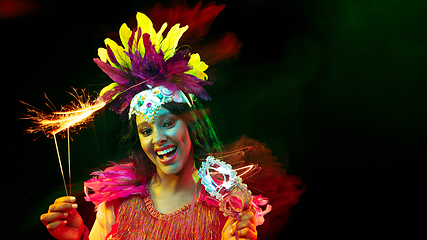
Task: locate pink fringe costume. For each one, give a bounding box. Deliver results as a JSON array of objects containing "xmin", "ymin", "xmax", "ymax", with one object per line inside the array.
[{"xmin": 82, "ymin": 163, "xmax": 271, "ymax": 240}]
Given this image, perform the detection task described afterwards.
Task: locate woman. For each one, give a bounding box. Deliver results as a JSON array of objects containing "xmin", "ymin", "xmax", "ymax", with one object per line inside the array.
[
  {"xmin": 40, "ymin": 11, "xmax": 264, "ymax": 239},
  {"xmin": 40, "ymin": 101, "xmax": 259, "ymax": 240}
]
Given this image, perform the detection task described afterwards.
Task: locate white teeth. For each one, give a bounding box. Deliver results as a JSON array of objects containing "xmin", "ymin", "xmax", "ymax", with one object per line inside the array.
[{"xmin": 157, "ymin": 147, "xmax": 177, "ymax": 156}]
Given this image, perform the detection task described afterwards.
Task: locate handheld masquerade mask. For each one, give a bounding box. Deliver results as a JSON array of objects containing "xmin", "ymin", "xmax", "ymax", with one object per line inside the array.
[{"xmin": 199, "ymin": 156, "xmax": 253, "ymax": 217}]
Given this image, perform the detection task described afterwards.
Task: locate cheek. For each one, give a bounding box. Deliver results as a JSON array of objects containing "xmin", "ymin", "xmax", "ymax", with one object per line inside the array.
[
  {"xmin": 175, "ymin": 123, "xmax": 191, "ymax": 144},
  {"xmin": 138, "ymin": 135, "xmax": 153, "ymax": 155},
  {"xmin": 180, "ymin": 129, "xmax": 192, "ymax": 155},
  {"xmin": 183, "ymin": 129, "xmax": 192, "ymax": 145}
]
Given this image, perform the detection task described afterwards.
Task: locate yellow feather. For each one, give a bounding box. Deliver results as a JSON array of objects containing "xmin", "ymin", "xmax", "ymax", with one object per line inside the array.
[
  {"xmin": 136, "ymin": 12, "xmax": 156, "ymax": 37},
  {"xmin": 161, "ymin": 24, "xmax": 189, "ymax": 60},
  {"xmin": 104, "ymin": 38, "xmax": 130, "ymax": 68},
  {"xmin": 119, "ymin": 23, "xmax": 132, "ymax": 51},
  {"xmin": 98, "ymin": 48, "xmax": 108, "ymax": 63},
  {"xmin": 153, "ymin": 22, "xmax": 168, "ymax": 52},
  {"xmin": 187, "ymin": 53, "xmax": 209, "ymax": 80},
  {"xmin": 99, "ymin": 83, "xmax": 120, "ymax": 100}
]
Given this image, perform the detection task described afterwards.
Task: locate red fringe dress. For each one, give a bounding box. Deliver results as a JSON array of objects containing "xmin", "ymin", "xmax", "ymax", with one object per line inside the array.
[
  {"xmin": 82, "ymin": 138, "xmax": 305, "ymax": 239},
  {"xmin": 82, "ymin": 164, "xmax": 267, "ymax": 240}
]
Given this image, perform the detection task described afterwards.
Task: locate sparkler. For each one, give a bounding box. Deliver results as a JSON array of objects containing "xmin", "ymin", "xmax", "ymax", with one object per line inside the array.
[{"xmin": 21, "ymin": 89, "xmax": 106, "ymax": 195}]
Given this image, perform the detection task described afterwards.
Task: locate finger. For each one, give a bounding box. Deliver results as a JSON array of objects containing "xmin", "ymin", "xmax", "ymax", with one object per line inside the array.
[
  {"xmin": 236, "ymin": 227, "xmax": 257, "ymax": 240},
  {"xmin": 238, "ymin": 207, "xmax": 255, "ymax": 216},
  {"xmin": 222, "ymin": 217, "xmax": 235, "ymax": 238},
  {"xmin": 40, "ymin": 212, "xmax": 69, "ymax": 226},
  {"xmin": 240, "ymin": 211, "xmax": 255, "ymax": 222},
  {"xmin": 234, "ymin": 218, "xmax": 257, "ymax": 232},
  {"xmin": 46, "ymin": 219, "xmax": 67, "ymax": 231},
  {"xmin": 48, "ymin": 202, "xmax": 78, "ymax": 213},
  {"xmin": 54, "ymin": 196, "xmax": 76, "ymax": 204}
]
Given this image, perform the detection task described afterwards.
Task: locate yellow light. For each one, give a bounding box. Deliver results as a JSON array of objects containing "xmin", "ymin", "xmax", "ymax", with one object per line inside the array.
[{"xmin": 21, "ymin": 89, "xmax": 106, "ymax": 137}]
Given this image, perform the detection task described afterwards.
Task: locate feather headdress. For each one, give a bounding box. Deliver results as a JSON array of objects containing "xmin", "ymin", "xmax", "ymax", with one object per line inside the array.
[{"xmin": 94, "ymin": 12, "xmax": 211, "ymax": 119}]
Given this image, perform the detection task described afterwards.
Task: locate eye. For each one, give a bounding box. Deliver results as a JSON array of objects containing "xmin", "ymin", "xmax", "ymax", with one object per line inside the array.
[
  {"xmin": 139, "ymin": 128, "xmax": 152, "ymax": 137},
  {"xmin": 163, "ymin": 119, "xmax": 177, "ymax": 128}
]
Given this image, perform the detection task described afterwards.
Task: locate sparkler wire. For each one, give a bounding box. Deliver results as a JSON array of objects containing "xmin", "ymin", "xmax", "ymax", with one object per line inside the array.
[
  {"xmin": 67, "ymin": 127, "xmax": 71, "ymax": 196},
  {"xmin": 53, "ymin": 134, "xmax": 69, "ymax": 196},
  {"xmin": 21, "ymin": 89, "xmax": 107, "ymax": 197}
]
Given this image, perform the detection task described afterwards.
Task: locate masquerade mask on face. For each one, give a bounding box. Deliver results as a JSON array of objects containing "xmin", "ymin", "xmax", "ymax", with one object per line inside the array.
[{"xmin": 128, "ymin": 85, "xmax": 193, "ymax": 123}]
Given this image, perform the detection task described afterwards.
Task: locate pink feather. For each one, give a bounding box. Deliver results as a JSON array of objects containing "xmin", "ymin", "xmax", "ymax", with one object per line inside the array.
[{"xmin": 84, "ymin": 163, "xmax": 270, "ymax": 226}]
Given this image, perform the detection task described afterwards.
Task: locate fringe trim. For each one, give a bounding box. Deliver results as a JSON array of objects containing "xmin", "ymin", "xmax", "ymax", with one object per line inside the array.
[{"xmin": 111, "ymin": 194, "xmax": 221, "ymax": 240}]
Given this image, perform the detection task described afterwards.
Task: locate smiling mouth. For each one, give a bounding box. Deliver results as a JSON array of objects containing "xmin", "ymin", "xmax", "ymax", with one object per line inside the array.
[{"xmin": 156, "ymin": 146, "xmax": 178, "ymax": 160}]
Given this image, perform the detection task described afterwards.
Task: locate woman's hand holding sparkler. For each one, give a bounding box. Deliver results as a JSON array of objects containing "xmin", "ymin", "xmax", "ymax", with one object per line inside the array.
[
  {"xmin": 40, "ymin": 196, "xmax": 85, "ymax": 240},
  {"xmin": 222, "ymin": 208, "xmax": 258, "ymax": 240}
]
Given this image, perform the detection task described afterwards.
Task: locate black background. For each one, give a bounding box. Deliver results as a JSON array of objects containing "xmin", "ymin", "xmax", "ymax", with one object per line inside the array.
[{"xmin": 2, "ymin": 0, "xmax": 427, "ymax": 239}]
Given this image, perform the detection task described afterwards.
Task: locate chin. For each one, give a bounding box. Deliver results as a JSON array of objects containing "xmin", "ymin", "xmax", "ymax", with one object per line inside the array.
[
  {"xmin": 157, "ymin": 162, "xmax": 185, "ymax": 175},
  {"xmin": 157, "ymin": 154, "xmax": 185, "ymax": 175},
  {"xmin": 150, "ymin": 141, "xmax": 194, "ymax": 176}
]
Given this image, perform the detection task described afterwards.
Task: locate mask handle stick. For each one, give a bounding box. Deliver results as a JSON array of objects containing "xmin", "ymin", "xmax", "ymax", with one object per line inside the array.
[{"xmin": 235, "ymin": 213, "xmax": 240, "ymax": 240}]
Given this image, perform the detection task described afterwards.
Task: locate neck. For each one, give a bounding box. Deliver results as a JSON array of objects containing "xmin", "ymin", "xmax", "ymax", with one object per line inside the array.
[
  {"xmin": 148, "ymin": 155, "xmax": 201, "ymax": 214},
  {"xmin": 151, "ymin": 156, "xmax": 199, "ymax": 196}
]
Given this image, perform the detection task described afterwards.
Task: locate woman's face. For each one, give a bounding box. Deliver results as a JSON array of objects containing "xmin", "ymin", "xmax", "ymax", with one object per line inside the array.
[{"xmin": 136, "ymin": 107, "xmax": 194, "ymax": 176}]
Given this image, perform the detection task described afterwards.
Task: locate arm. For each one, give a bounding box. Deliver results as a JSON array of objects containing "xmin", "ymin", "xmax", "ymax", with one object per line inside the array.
[{"xmin": 88, "ymin": 201, "xmax": 116, "ymax": 240}]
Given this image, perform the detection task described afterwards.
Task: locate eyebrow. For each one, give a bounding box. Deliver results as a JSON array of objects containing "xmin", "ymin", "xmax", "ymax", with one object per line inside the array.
[{"xmin": 157, "ymin": 112, "xmax": 174, "ymax": 120}]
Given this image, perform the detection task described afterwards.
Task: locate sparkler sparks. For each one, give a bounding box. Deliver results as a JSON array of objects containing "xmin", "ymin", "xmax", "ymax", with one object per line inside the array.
[
  {"xmin": 21, "ymin": 89, "xmax": 106, "ymax": 137},
  {"xmin": 21, "ymin": 88, "xmax": 106, "ymax": 196}
]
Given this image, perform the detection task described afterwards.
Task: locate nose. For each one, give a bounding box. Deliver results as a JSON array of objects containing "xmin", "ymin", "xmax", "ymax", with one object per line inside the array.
[{"xmin": 152, "ymin": 128, "xmax": 167, "ymax": 145}]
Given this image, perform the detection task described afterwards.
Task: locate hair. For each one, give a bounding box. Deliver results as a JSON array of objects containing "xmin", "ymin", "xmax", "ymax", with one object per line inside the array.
[{"xmin": 119, "ymin": 100, "xmax": 223, "ymax": 184}]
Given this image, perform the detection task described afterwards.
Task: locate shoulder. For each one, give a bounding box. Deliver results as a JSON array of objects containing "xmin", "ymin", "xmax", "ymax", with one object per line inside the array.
[{"xmin": 84, "ymin": 163, "xmax": 148, "ymax": 206}]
